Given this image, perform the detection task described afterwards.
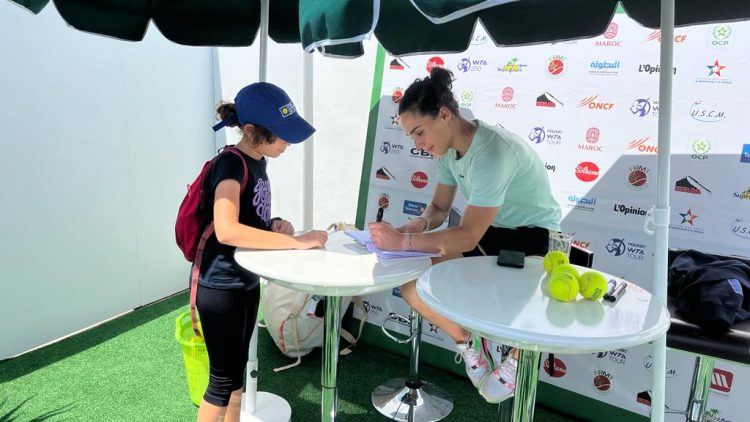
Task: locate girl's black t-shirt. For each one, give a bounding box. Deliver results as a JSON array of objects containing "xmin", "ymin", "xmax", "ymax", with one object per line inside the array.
[{"xmin": 198, "ymin": 148, "xmax": 271, "ymax": 291}]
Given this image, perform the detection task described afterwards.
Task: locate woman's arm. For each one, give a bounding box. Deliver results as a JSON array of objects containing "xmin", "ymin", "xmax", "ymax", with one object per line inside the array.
[
  {"xmin": 213, "ymin": 179, "xmax": 326, "ymax": 249},
  {"xmin": 397, "ymin": 183, "xmax": 457, "ymax": 233},
  {"xmin": 407, "ymin": 205, "xmax": 497, "ymax": 255}
]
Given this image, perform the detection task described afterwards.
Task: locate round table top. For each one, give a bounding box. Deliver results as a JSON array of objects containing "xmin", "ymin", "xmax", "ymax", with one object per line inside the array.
[
  {"xmin": 416, "ymin": 256, "xmax": 670, "ymax": 353},
  {"xmin": 234, "ymin": 231, "xmax": 431, "ymax": 296}
]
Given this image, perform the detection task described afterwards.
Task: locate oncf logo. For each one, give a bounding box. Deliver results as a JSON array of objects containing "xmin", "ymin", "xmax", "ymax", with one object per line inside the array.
[
  {"xmin": 577, "ymin": 95, "xmax": 615, "ymax": 110},
  {"xmin": 626, "ymin": 137, "xmax": 658, "ymax": 153}
]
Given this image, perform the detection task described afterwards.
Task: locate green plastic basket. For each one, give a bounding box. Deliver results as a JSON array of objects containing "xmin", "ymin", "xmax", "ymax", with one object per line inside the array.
[{"xmin": 175, "ymin": 311, "xmax": 209, "ymax": 406}]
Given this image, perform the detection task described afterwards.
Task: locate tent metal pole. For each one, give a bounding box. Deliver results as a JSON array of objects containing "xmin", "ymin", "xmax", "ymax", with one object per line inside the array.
[
  {"xmin": 258, "ymin": 0, "xmax": 268, "ymax": 83},
  {"xmin": 650, "ymin": 0, "xmax": 675, "ymax": 420},
  {"xmin": 302, "ymin": 53, "xmax": 314, "ymax": 230}
]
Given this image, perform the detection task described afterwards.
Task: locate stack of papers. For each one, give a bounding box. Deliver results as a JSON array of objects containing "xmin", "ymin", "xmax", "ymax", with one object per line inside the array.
[{"xmin": 344, "ymin": 230, "xmax": 440, "ymax": 263}]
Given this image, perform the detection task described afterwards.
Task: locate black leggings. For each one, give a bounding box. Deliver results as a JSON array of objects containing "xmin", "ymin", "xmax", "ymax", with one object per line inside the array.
[{"xmin": 195, "ymin": 284, "xmax": 260, "ymax": 407}]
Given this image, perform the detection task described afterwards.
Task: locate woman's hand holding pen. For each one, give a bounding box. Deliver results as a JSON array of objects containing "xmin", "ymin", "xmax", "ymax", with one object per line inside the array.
[
  {"xmin": 294, "ymin": 230, "xmax": 328, "ymax": 249},
  {"xmin": 368, "ymin": 222, "xmax": 405, "ymax": 251}
]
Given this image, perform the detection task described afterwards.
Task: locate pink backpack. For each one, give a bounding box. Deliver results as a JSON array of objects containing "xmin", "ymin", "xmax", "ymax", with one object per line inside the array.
[
  {"xmin": 175, "ymin": 146, "xmax": 248, "ymax": 262},
  {"xmin": 174, "ymin": 146, "xmax": 247, "ymax": 335}
]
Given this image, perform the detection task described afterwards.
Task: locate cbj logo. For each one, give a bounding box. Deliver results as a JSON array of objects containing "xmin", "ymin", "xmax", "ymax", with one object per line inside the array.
[{"xmin": 410, "ymin": 148, "xmax": 433, "ymax": 159}]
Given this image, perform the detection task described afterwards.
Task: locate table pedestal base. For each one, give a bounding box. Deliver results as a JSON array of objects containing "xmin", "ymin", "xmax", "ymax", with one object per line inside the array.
[
  {"xmin": 498, "ymin": 349, "xmax": 541, "ymax": 422},
  {"xmin": 239, "ymin": 392, "xmax": 291, "ymax": 422},
  {"xmin": 372, "ymin": 378, "xmax": 453, "ymax": 422},
  {"xmin": 322, "ymin": 296, "xmax": 341, "ymax": 422}
]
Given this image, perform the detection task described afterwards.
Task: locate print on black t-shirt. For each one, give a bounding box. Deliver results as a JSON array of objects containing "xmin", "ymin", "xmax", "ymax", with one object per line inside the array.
[{"xmin": 198, "ymin": 150, "xmax": 272, "ymax": 291}]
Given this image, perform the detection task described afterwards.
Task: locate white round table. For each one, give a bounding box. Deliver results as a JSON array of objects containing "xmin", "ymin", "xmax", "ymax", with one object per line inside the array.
[
  {"xmin": 416, "ymin": 256, "xmax": 670, "ymax": 422},
  {"xmin": 235, "ymin": 231, "xmax": 431, "ymax": 421}
]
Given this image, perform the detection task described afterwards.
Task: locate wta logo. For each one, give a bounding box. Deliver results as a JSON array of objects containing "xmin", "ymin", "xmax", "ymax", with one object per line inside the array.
[
  {"xmin": 577, "ymin": 95, "xmax": 615, "ymax": 110},
  {"xmin": 575, "ymin": 162, "xmax": 600, "ymax": 182}
]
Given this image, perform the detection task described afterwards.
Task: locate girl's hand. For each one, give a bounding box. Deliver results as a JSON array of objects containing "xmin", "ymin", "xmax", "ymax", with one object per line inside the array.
[
  {"xmin": 271, "ymin": 218, "xmax": 295, "ymax": 236},
  {"xmin": 294, "ymin": 230, "xmax": 328, "ymax": 249},
  {"xmin": 368, "ymin": 222, "xmax": 406, "ymax": 251}
]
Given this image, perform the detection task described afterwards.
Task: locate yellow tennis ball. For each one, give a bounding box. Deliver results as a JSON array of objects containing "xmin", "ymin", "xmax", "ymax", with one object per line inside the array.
[
  {"xmin": 551, "ymin": 264, "xmax": 579, "ymax": 280},
  {"xmin": 548, "ymin": 273, "xmax": 579, "ymax": 302},
  {"xmin": 579, "ymin": 271, "xmax": 608, "ymax": 300},
  {"xmin": 544, "ymin": 250, "xmax": 569, "ymax": 272}
]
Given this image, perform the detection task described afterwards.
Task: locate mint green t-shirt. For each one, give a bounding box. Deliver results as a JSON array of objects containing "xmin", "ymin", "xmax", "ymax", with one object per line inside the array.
[{"xmin": 437, "ymin": 120, "xmax": 561, "ymax": 231}]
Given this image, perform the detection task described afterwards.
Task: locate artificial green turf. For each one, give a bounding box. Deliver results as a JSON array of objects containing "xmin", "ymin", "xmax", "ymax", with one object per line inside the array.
[{"xmin": 0, "ymin": 291, "xmax": 575, "ymax": 421}]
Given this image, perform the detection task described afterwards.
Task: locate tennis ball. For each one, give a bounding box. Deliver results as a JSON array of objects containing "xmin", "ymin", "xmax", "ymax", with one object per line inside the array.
[
  {"xmin": 544, "ymin": 250, "xmax": 569, "ymax": 273},
  {"xmin": 191, "ymin": 336, "xmax": 205, "ymax": 344},
  {"xmin": 551, "ymin": 264, "xmax": 579, "ymax": 280},
  {"xmin": 548, "ymin": 273, "xmax": 579, "ymax": 302},
  {"xmin": 578, "ymin": 271, "xmax": 608, "ymax": 300}
]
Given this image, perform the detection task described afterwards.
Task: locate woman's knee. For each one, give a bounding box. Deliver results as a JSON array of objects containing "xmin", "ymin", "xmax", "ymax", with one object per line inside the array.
[
  {"xmin": 399, "ymin": 280, "xmax": 418, "ymax": 304},
  {"xmin": 203, "ymin": 369, "xmax": 244, "ymax": 407}
]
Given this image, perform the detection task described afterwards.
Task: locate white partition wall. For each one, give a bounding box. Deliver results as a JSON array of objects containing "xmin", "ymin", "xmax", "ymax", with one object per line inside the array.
[{"xmin": 0, "ymin": 6, "xmax": 214, "ymax": 359}]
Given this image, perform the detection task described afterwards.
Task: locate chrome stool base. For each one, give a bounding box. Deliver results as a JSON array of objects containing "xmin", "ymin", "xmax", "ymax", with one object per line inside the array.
[{"xmin": 372, "ymin": 378, "xmax": 453, "ymax": 422}]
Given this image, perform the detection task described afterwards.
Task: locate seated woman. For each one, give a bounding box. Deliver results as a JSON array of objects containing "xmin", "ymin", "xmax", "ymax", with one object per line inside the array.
[{"xmin": 369, "ymin": 67, "xmax": 561, "ymax": 403}]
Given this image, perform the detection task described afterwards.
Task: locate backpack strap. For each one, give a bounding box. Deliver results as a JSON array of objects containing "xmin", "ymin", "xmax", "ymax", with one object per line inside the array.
[
  {"xmin": 273, "ymin": 294, "xmax": 308, "ymax": 372},
  {"xmin": 190, "ymin": 223, "xmax": 214, "ymax": 336},
  {"xmin": 340, "ymin": 296, "xmax": 367, "ymax": 356},
  {"xmin": 189, "ymin": 146, "xmax": 250, "ymax": 337}
]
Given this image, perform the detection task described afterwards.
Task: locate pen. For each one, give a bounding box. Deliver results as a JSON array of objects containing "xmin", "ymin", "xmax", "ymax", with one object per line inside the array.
[
  {"xmin": 604, "ymin": 281, "xmax": 627, "ymax": 302},
  {"xmin": 376, "ymin": 207, "xmax": 384, "ymax": 223}
]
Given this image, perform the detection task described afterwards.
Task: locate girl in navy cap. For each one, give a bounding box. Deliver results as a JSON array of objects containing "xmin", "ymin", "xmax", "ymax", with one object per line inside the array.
[{"xmin": 197, "ymin": 82, "xmax": 326, "ymax": 421}]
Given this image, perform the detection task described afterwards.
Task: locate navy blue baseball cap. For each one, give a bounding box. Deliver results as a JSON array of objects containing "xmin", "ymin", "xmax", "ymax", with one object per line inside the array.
[{"xmin": 212, "ymin": 82, "xmax": 315, "ymax": 144}]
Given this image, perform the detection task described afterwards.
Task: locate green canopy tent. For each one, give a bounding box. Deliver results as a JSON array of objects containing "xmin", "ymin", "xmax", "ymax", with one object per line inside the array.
[
  {"xmin": 9, "ymin": 1, "xmax": 750, "ymax": 55},
  {"xmin": 9, "ymin": 1, "xmax": 750, "ymax": 421}
]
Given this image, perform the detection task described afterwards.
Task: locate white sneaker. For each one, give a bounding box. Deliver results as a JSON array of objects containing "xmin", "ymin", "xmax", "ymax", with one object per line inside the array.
[
  {"xmin": 478, "ymin": 353, "xmax": 517, "ymax": 404},
  {"xmin": 455, "ymin": 338, "xmax": 490, "ymax": 388}
]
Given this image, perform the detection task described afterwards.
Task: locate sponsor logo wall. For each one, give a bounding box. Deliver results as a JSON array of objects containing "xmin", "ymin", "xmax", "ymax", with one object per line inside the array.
[{"xmin": 361, "ymin": 14, "xmax": 750, "ymax": 421}]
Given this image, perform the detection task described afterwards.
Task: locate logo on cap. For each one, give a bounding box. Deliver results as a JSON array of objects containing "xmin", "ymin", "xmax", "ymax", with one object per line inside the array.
[{"xmin": 279, "ymin": 102, "xmax": 296, "ymax": 118}]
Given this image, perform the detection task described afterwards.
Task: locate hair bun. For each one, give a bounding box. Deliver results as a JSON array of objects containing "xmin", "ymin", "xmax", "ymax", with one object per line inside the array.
[
  {"xmin": 215, "ymin": 102, "xmax": 238, "ymax": 127},
  {"xmin": 429, "ymin": 67, "xmax": 454, "ymax": 90}
]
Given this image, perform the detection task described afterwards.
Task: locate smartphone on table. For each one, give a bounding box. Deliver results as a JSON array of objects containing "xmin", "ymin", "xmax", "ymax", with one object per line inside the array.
[{"xmin": 497, "ymin": 250, "xmax": 525, "ymax": 268}]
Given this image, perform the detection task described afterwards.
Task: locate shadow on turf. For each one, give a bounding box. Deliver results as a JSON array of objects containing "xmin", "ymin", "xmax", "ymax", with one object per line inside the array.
[
  {"xmin": 0, "ymin": 291, "xmax": 189, "ymax": 382},
  {"xmin": 0, "ymin": 396, "xmax": 75, "ymax": 422}
]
